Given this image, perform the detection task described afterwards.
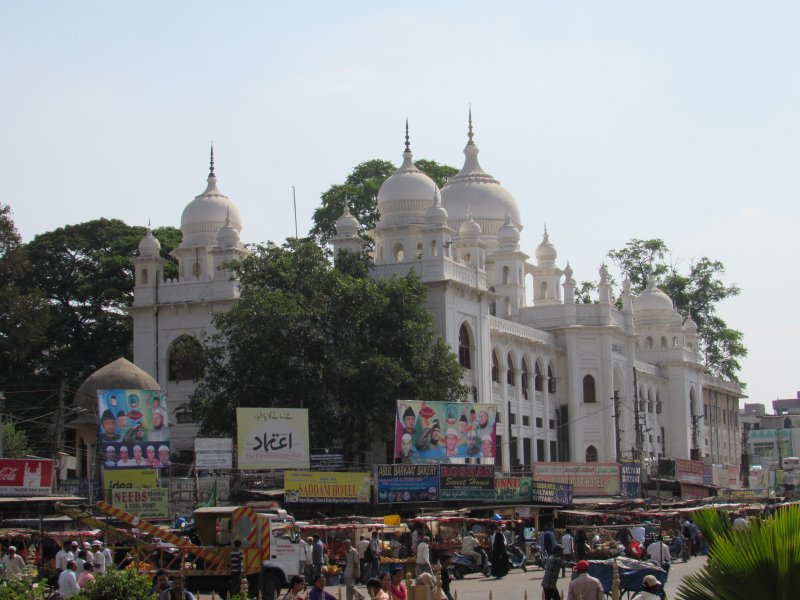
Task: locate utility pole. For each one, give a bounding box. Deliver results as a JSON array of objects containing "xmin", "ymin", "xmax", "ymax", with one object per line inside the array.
[
  {"xmin": 632, "ymin": 368, "xmax": 642, "ymax": 460},
  {"xmin": 613, "ymin": 391, "xmax": 622, "ymax": 463},
  {"xmin": 52, "ymin": 378, "xmax": 66, "ymax": 456},
  {"xmin": 0, "ymin": 390, "xmax": 5, "ymax": 458}
]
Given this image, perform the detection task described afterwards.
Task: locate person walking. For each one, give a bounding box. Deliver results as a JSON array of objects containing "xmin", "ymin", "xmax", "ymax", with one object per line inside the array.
[
  {"xmin": 357, "ymin": 535, "xmax": 370, "ymax": 582},
  {"xmin": 646, "ymin": 536, "xmax": 671, "ymax": 566},
  {"xmin": 230, "ymin": 539, "xmax": 244, "ymax": 596},
  {"xmin": 560, "ymin": 529, "xmax": 574, "ymax": 576},
  {"xmin": 566, "ymin": 560, "xmax": 603, "ymax": 600},
  {"xmin": 312, "ymin": 535, "xmax": 325, "ymax": 579},
  {"xmin": 305, "ymin": 537, "xmax": 315, "ymax": 582},
  {"xmin": 342, "ymin": 539, "xmax": 364, "ymax": 600},
  {"xmin": 490, "ymin": 527, "xmax": 509, "ymax": 579},
  {"xmin": 368, "ymin": 532, "xmax": 381, "ymax": 581},
  {"xmin": 4, "ymin": 545, "xmax": 26, "ymax": 581},
  {"xmin": 415, "ymin": 536, "xmax": 431, "ymax": 577},
  {"xmin": 540, "ymin": 545, "xmax": 563, "ymax": 600}
]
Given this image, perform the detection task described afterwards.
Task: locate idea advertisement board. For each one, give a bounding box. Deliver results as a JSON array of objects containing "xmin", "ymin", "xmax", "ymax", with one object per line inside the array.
[
  {"xmin": 237, "ymin": 408, "xmax": 310, "ymax": 470},
  {"xmin": 0, "ymin": 459, "xmax": 54, "ymax": 496}
]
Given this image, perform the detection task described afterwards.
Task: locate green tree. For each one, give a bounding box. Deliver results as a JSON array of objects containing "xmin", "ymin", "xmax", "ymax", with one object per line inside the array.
[
  {"xmin": 73, "ymin": 568, "xmax": 154, "ymax": 600},
  {"xmin": 677, "ymin": 505, "xmax": 800, "ymax": 600},
  {"xmin": 309, "ymin": 158, "xmax": 458, "ymax": 245},
  {"xmin": 190, "ymin": 238, "xmax": 467, "ymax": 461},
  {"xmin": 607, "ymin": 238, "xmax": 745, "ymax": 384},
  {"xmin": 0, "ymin": 420, "xmax": 32, "ymax": 458}
]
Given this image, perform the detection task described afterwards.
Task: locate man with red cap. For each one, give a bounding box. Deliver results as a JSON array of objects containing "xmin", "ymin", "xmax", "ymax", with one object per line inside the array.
[{"xmin": 566, "ymin": 560, "xmax": 604, "ymax": 600}]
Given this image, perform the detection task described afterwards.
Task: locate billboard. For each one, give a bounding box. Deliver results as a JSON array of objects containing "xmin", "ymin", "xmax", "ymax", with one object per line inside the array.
[
  {"xmin": 620, "ymin": 459, "xmax": 642, "ymax": 499},
  {"xmin": 103, "ymin": 467, "xmax": 158, "ymax": 490},
  {"xmin": 284, "ymin": 471, "xmax": 371, "ymax": 503},
  {"xmin": 675, "ymin": 459, "xmax": 705, "ymax": 485},
  {"xmin": 194, "ymin": 438, "xmax": 233, "ymax": 470},
  {"xmin": 237, "ymin": 408, "xmax": 310, "ymax": 469},
  {"xmin": 377, "ymin": 464, "xmax": 439, "ymax": 504},
  {"xmin": 532, "ymin": 463, "xmax": 621, "ymax": 496},
  {"xmin": 439, "ymin": 465, "xmax": 495, "ymax": 500},
  {"xmin": 494, "ymin": 476, "xmax": 533, "ymax": 502},
  {"xmin": 0, "ymin": 459, "xmax": 54, "ymax": 496},
  {"xmin": 111, "ymin": 487, "xmax": 169, "ymax": 519},
  {"xmin": 310, "ymin": 448, "xmax": 344, "ymax": 472},
  {"xmin": 530, "ymin": 480, "xmax": 573, "ymax": 505},
  {"xmin": 97, "ymin": 389, "xmax": 170, "ymax": 468},
  {"xmin": 394, "ymin": 401, "xmax": 498, "ymax": 463}
]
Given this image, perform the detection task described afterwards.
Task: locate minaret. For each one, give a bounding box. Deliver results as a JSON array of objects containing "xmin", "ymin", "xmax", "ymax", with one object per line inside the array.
[
  {"xmin": 133, "ymin": 224, "xmax": 166, "ymax": 306},
  {"xmin": 531, "ymin": 226, "xmax": 563, "ymax": 306},
  {"xmin": 421, "ymin": 188, "xmax": 453, "ymax": 260},
  {"xmin": 330, "ymin": 203, "xmax": 364, "ymax": 257},
  {"xmin": 491, "ymin": 212, "xmax": 528, "ymax": 316}
]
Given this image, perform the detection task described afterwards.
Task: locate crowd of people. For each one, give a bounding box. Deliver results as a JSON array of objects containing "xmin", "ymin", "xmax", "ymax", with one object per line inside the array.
[{"xmin": 49, "ymin": 539, "xmax": 114, "ymax": 598}]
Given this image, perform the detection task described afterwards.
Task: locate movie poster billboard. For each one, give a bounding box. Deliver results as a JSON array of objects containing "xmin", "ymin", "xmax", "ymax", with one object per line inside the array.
[
  {"xmin": 284, "ymin": 471, "xmax": 371, "ymax": 503},
  {"xmin": 532, "ymin": 463, "xmax": 621, "ymax": 496},
  {"xmin": 439, "ymin": 465, "xmax": 495, "ymax": 500},
  {"xmin": 394, "ymin": 401, "xmax": 498, "ymax": 464},
  {"xmin": 237, "ymin": 408, "xmax": 310, "ymax": 469},
  {"xmin": 0, "ymin": 459, "xmax": 54, "ymax": 496},
  {"xmin": 377, "ymin": 464, "xmax": 439, "ymax": 503},
  {"xmin": 97, "ymin": 390, "xmax": 170, "ymax": 468},
  {"xmin": 194, "ymin": 438, "xmax": 234, "ymax": 470}
]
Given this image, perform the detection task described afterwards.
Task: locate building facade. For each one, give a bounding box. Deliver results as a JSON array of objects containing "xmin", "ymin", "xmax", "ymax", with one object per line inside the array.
[{"xmin": 132, "ymin": 122, "xmax": 745, "ymax": 476}]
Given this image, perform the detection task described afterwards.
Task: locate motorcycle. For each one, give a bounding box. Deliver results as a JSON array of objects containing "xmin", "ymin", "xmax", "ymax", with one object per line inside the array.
[
  {"xmin": 526, "ymin": 544, "xmax": 547, "ymax": 569},
  {"xmin": 452, "ymin": 547, "xmax": 492, "ymax": 579},
  {"xmin": 506, "ymin": 542, "xmax": 527, "ymax": 572}
]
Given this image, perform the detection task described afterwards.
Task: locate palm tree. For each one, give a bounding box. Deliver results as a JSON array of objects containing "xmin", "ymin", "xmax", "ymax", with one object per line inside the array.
[{"xmin": 676, "ymin": 503, "xmax": 800, "ymax": 600}]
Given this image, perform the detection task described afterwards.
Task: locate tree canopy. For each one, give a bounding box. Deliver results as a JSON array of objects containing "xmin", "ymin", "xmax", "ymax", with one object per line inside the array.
[
  {"xmin": 607, "ymin": 238, "xmax": 745, "ymax": 383},
  {"xmin": 190, "ymin": 238, "xmax": 467, "ymax": 462},
  {"xmin": 309, "ymin": 158, "xmax": 458, "ymax": 246}
]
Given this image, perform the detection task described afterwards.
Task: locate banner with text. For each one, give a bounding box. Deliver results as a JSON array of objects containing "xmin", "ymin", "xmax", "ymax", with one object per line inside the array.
[
  {"xmin": 311, "ymin": 448, "xmax": 344, "ymax": 472},
  {"xmin": 284, "ymin": 471, "xmax": 371, "ymax": 503},
  {"xmin": 675, "ymin": 459, "xmax": 705, "ymax": 485},
  {"xmin": 620, "ymin": 460, "xmax": 642, "ymax": 499},
  {"xmin": 494, "ymin": 476, "xmax": 533, "ymax": 502},
  {"xmin": 530, "ymin": 480, "xmax": 574, "ymax": 505},
  {"xmin": 0, "ymin": 459, "xmax": 53, "ymax": 496},
  {"xmin": 439, "ymin": 465, "xmax": 495, "ymax": 500},
  {"xmin": 395, "ymin": 401, "xmax": 498, "ymax": 464},
  {"xmin": 680, "ymin": 483, "xmax": 710, "ymax": 501},
  {"xmin": 97, "ymin": 389, "xmax": 170, "ymax": 468},
  {"xmin": 194, "ymin": 438, "xmax": 233, "ymax": 470},
  {"xmin": 102, "ymin": 467, "xmax": 158, "ymax": 490},
  {"xmin": 532, "ymin": 463, "xmax": 621, "ymax": 496},
  {"xmin": 377, "ymin": 464, "xmax": 439, "ymax": 503},
  {"xmin": 237, "ymin": 408, "xmax": 310, "ymax": 470},
  {"xmin": 111, "ymin": 487, "xmax": 169, "ymax": 519}
]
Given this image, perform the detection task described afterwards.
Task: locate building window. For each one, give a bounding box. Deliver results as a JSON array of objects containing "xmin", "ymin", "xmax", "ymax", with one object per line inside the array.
[
  {"xmin": 582, "ymin": 375, "xmax": 596, "ymax": 403},
  {"xmin": 585, "ymin": 445, "xmax": 598, "ymax": 462},
  {"xmin": 458, "ymin": 323, "xmax": 471, "ymax": 369},
  {"xmin": 507, "ymin": 354, "xmax": 515, "ymax": 387},
  {"xmin": 535, "ymin": 363, "xmax": 543, "ymax": 391},
  {"xmin": 536, "ymin": 417, "xmax": 543, "ymax": 428},
  {"xmin": 140, "ymin": 268, "xmax": 149, "ymax": 284},
  {"xmin": 522, "ymin": 415, "xmax": 530, "ymax": 426},
  {"xmin": 548, "ymin": 365, "xmax": 557, "ymax": 393},
  {"xmin": 168, "ymin": 335, "xmax": 205, "ymax": 382},
  {"xmin": 646, "ymin": 336, "xmax": 653, "ymax": 350},
  {"xmin": 549, "ymin": 419, "xmax": 555, "ymax": 430},
  {"xmin": 537, "ymin": 439, "xmax": 545, "ymax": 461},
  {"xmin": 491, "ymin": 351, "xmax": 499, "ymax": 383},
  {"xmin": 393, "ymin": 242, "xmax": 404, "ymax": 262},
  {"xmin": 521, "ymin": 359, "xmax": 530, "ymax": 400},
  {"xmin": 502, "ymin": 266, "xmax": 510, "ymax": 285},
  {"xmin": 656, "ymin": 400, "xmax": 662, "ymax": 414}
]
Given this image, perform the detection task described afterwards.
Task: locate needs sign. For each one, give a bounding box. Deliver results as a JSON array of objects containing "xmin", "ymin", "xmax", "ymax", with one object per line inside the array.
[{"xmin": 112, "ymin": 487, "xmax": 169, "ymax": 519}]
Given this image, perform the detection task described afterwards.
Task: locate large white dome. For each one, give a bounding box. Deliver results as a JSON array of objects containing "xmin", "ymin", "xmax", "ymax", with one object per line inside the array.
[
  {"xmin": 180, "ymin": 152, "xmax": 242, "ymax": 247},
  {"xmin": 441, "ymin": 114, "xmax": 521, "ymax": 243},
  {"xmin": 376, "ymin": 127, "xmax": 438, "ymax": 230},
  {"xmin": 633, "ymin": 281, "xmax": 675, "ymax": 314}
]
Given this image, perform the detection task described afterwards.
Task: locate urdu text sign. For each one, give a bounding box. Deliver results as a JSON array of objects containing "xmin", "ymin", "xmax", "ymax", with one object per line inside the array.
[{"xmin": 237, "ymin": 408, "xmax": 310, "ymax": 469}]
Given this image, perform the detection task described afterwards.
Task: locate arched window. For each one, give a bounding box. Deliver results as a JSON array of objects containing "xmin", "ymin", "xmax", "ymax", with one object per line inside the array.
[
  {"xmin": 548, "ymin": 365, "xmax": 557, "ymax": 393},
  {"xmin": 141, "ymin": 268, "xmax": 149, "ymax": 285},
  {"xmin": 585, "ymin": 445, "xmax": 598, "ymax": 463},
  {"xmin": 540, "ymin": 281, "xmax": 548, "ymax": 299},
  {"xmin": 458, "ymin": 323, "xmax": 471, "ymax": 370},
  {"xmin": 506, "ymin": 354, "xmax": 515, "ymax": 387},
  {"xmin": 583, "ymin": 375, "xmax": 596, "ymax": 403},
  {"xmin": 488, "ymin": 286, "xmax": 497, "ymax": 316},
  {"xmin": 393, "ymin": 243, "xmax": 404, "ymax": 262},
  {"xmin": 491, "ymin": 351, "xmax": 500, "ymax": 383},
  {"xmin": 672, "ymin": 336, "xmax": 678, "ymax": 347},
  {"xmin": 661, "ymin": 336, "xmax": 668, "ymax": 348},
  {"xmin": 463, "ymin": 252, "xmax": 472, "ymax": 264},
  {"xmin": 416, "ymin": 242, "xmax": 423, "ymax": 259},
  {"xmin": 521, "ymin": 359, "xmax": 530, "ymax": 400},
  {"xmin": 656, "ymin": 392, "xmax": 662, "ymax": 414},
  {"xmin": 502, "ymin": 266, "xmax": 510, "ymax": 285},
  {"xmin": 168, "ymin": 335, "xmax": 205, "ymax": 382},
  {"xmin": 430, "ymin": 240, "xmax": 438, "ymax": 257},
  {"xmin": 648, "ymin": 390, "xmax": 654, "ymax": 413},
  {"xmin": 505, "ymin": 297, "xmax": 512, "ymax": 316},
  {"xmin": 646, "ymin": 337, "xmax": 653, "ymax": 350},
  {"xmin": 535, "ymin": 363, "xmax": 543, "ymax": 392}
]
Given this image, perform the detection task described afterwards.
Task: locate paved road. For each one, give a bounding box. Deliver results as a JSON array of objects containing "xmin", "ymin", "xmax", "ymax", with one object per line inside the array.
[{"xmin": 196, "ymin": 556, "xmax": 707, "ymax": 599}]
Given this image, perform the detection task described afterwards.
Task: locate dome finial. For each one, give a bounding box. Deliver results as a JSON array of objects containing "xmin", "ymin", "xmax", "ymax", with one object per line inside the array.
[
  {"xmin": 209, "ymin": 143, "xmax": 215, "ymax": 177},
  {"xmin": 405, "ymin": 119, "xmax": 410, "ymax": 152},
  {"xmin": 467, "ymin": 105, "xmax": 474, "ymax": 145}
]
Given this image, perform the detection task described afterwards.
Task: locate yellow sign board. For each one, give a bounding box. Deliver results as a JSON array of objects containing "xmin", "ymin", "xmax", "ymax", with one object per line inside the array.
[
  {"xmin": 284, "ymin": 471, "xmax": 371, "ymax": 503},
  {"xmin": 103, "ymin": 467, "xmax": 158, "ymax": 489},
  {"xmin": 111, "ymin": 487, "xmax": 169, "ymax": 519}
]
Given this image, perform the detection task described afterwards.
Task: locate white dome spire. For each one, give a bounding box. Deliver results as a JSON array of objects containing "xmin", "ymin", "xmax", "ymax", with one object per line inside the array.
[
  {"xmin": 138, "ymin": 224, "xmax": 161, "ymax": 257},
  {"xmin": 425, "ymin": 188, "xmax": 448, "ymax": 226},
  {"xmin": 535, "ymin": 225, "xmax": 557, "ymax": 266},
  {"xmin": 335, "ymin": 202, "xmax": 360, "ymax": 237},
  {"xmin": 216, "ymin": 208, "xmax": 241, "ymax": 247}
]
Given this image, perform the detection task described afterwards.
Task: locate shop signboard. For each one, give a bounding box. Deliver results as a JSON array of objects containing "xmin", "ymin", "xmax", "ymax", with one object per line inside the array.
[
  {"xmin": 284, "ymin": 471, "xmax": 371, "ymax": 504},
  {"xmin": 103, "ymin": 467, "xmax": 158, "ymax": 490},
  {"xmin": 310, "ymin": 448, "xmax": 344, "ymax": 472},
  {"xmin": 0, "ymin": 459, "xmax": 54, "ymax": 496},
  {"xmin": 680, "ymin": 483, "xmax": 709, "ymax": 501},
  {"xmin": 194, "ymin": 438, "xmax": 233, "ymax": 470},
  {"xmin": 237, "ymin": 408, "xmax": 310, "ymax": 469},
  {"xmin": 532, "ymin": 463, "xmax": 620, "ymax": 496},
  {"xmin": 675, "ymin": 458, "xmax": 705, "ymax": 485},
  {"xmin": 620, "ymin": 459, "xmax": 642, "ymax": 499},
  {"xmin": 530, "ymin": 480, "xmax": 573, "ymax": 505},
  {"xmin": 439, "ymin": 465, "xmax": 495, "ymax": 500},
  {"xmin": 494, "ymin": 476, "xmax": 533, "ymax": 502},
  {"xmin": 111, "ymin": 487, "xmax": 169, "ymax": 519},
  {"xmin": 376, "ymin": 464, "xmax": 439, "ymax": 503}
]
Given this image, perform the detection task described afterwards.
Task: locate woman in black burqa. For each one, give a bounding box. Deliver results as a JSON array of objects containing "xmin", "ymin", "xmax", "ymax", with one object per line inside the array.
[{"xmin": 490, "ymin": 527, "xmax": 509, "ymax": 579}]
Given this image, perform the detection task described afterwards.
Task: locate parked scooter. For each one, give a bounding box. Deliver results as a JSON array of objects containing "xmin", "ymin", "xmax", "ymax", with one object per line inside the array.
[
  {"xmin": 506, "ymin": 542, "xmax": 527, "ymax": 572},
  {"xmin": 452, "ymin": 547, "xmax": 492, "ymax": 579},
  {"xmin": 526, "ymin": 544, "xmax": 547, "ymax": 569}
]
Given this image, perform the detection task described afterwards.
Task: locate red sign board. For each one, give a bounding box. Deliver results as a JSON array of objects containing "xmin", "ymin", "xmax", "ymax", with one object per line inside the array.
[
  {"xmin": 675, "ymin": 459, "xmax": 704, "ymax": 485},
  {"xmin": 0, "ymin": 459, "xmax": 54, "ymax": 496}
]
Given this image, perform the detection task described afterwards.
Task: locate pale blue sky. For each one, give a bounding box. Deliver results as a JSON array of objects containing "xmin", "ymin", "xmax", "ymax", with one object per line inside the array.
[{"xmin": 2, "ymin": 2, "xmax": 798, "ymax": 407}]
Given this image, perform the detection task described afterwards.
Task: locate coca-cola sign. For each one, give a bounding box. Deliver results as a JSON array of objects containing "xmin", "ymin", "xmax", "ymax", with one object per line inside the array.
[{"xmin": 0, "ymin": 459, "xmax": 54, "ymax": 496}]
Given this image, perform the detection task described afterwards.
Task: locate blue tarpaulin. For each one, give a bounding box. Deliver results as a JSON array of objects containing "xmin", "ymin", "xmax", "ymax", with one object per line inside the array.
[{"xmin": 583, "ymin": 557, "xmax": 667, "ymax": 593}]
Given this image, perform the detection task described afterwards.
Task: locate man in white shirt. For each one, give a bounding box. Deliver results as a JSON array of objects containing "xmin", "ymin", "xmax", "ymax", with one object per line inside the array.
[
  {"xmin": 55, "ymin": 542, "xmax": 73, "ymax": 573},
  {"xmin": 646, "ymin": 536, "xmax": 671, "ymax": 565},
  {"xmin": 631, "ymin": 525, "xmax": 646, "ymax": 545},
  {"xmin": 560, "ymin": 529, "xmax": 574, "ymax": 576},
  {"xmin": 416, "ymin": 536, "xmax": 431, "ymax": 577},
  {"xmin": 356, "ymin": 534, "xmax": 370, "ymax": 581},
  {"xmin": 58, "ymin": 560, "xmax": 81, "ymax": 598},
  {"xmin": 91, "ymin": 541, "xmax": 106, "ymax": 574},
  {"xmin": 461, "ymin": 531, "xmax": 482, "ymax": 565},
  {"xmin": 102, "ymin": 542, "xmax": 113, "ymax": 569},
  {"xmin": 4, "ymin": 546, "xmax": 26, "ymax": 580},
  {"xmin": 732, "ymin": 515, "xmax": 749, "ymax": 531}
]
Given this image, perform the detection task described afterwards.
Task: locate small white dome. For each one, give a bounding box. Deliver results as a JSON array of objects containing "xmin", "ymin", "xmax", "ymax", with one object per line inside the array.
[
  {"xmin": 496, "ymin": 214, "xmax": 520, "ymax": 250},
  {"xmin": 563, "ymin": 262, "xmax": 573, "ymax": 280},
  {"xmin": 459, "ymin": 214, "xmax": 482, "ymax": 242},
  {"xmin": 180, "ymin": 150, "xmax": 242, "ymax": 247},
  {"xmin": 633, "ymin": 281, "xmax": 674, "ymax": 314},
  {"xmin": 441, "ymin": 113, "xmax": 521, "ymax": 242},
  {"xmin": 535, "ymin": 227, "xmax": 557, "ymax": 266},
  {"xmin": 138, "ymin": 227, "xmax": 161, "ymax": 257},
  {"xmin": 683, "ymin": 316, "xmax": 698, "ymax": 332},
  {"xmin": 376, "ymin": 125, "xmax": 438, "ymax": 229},
  {"xmin": 216, "ymin": 210, "xmax": 241, "ymax": 247},
  {"xmin": 335, "ymin": 205, "xmax": 360, "ymax": 237},
  {"xmin": 425, "ymin": 189, "xmax": 448, "ymax": 226}
]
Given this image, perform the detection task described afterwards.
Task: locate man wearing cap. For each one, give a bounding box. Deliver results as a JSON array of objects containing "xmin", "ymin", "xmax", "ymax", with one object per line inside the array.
[
  {"xmin": 4, "ymin": 545, "xmax": 26, "ymax": 580},
  {"xmin": 91, "ymin": 541, "xmax": 106, "ymax": 574},
  {"xmin": 400, "ymin": 406, "xmax": 416, "ymax": 437},
  {"xmin": 102, "ymin": 541, "xmax": 114, "ymax": 569},
  {"xmin": 117, "ymin": 445, "xmax": 132, "ymax": 466},
  {"xmin": 149, "ymin": 408, "xmax": 169, "ymax": 442},
  {"xmin": 100, "ymin": 410, "xmax": 120, "ymax": 441},
  {"xmin": 55, "ymin": 541, "xmax": 75, "ymax": 573},
  {"xmin": 567, "ymin": 560, "xmax": 603, "ymax": 600},
  {"xmin": 631, "ymin": 574, "xmax": 663, "ymax": 600},
  {"xmin": 443, "ymin": 428, "xmax": 463, "ymax": 458},
  {"xmin": 104, "ymin": 446, "xmax": 118, "ymax": 467},
  {"xmin": 415, "ymin": 420, "xmax": 442, "ymax": 456}
]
